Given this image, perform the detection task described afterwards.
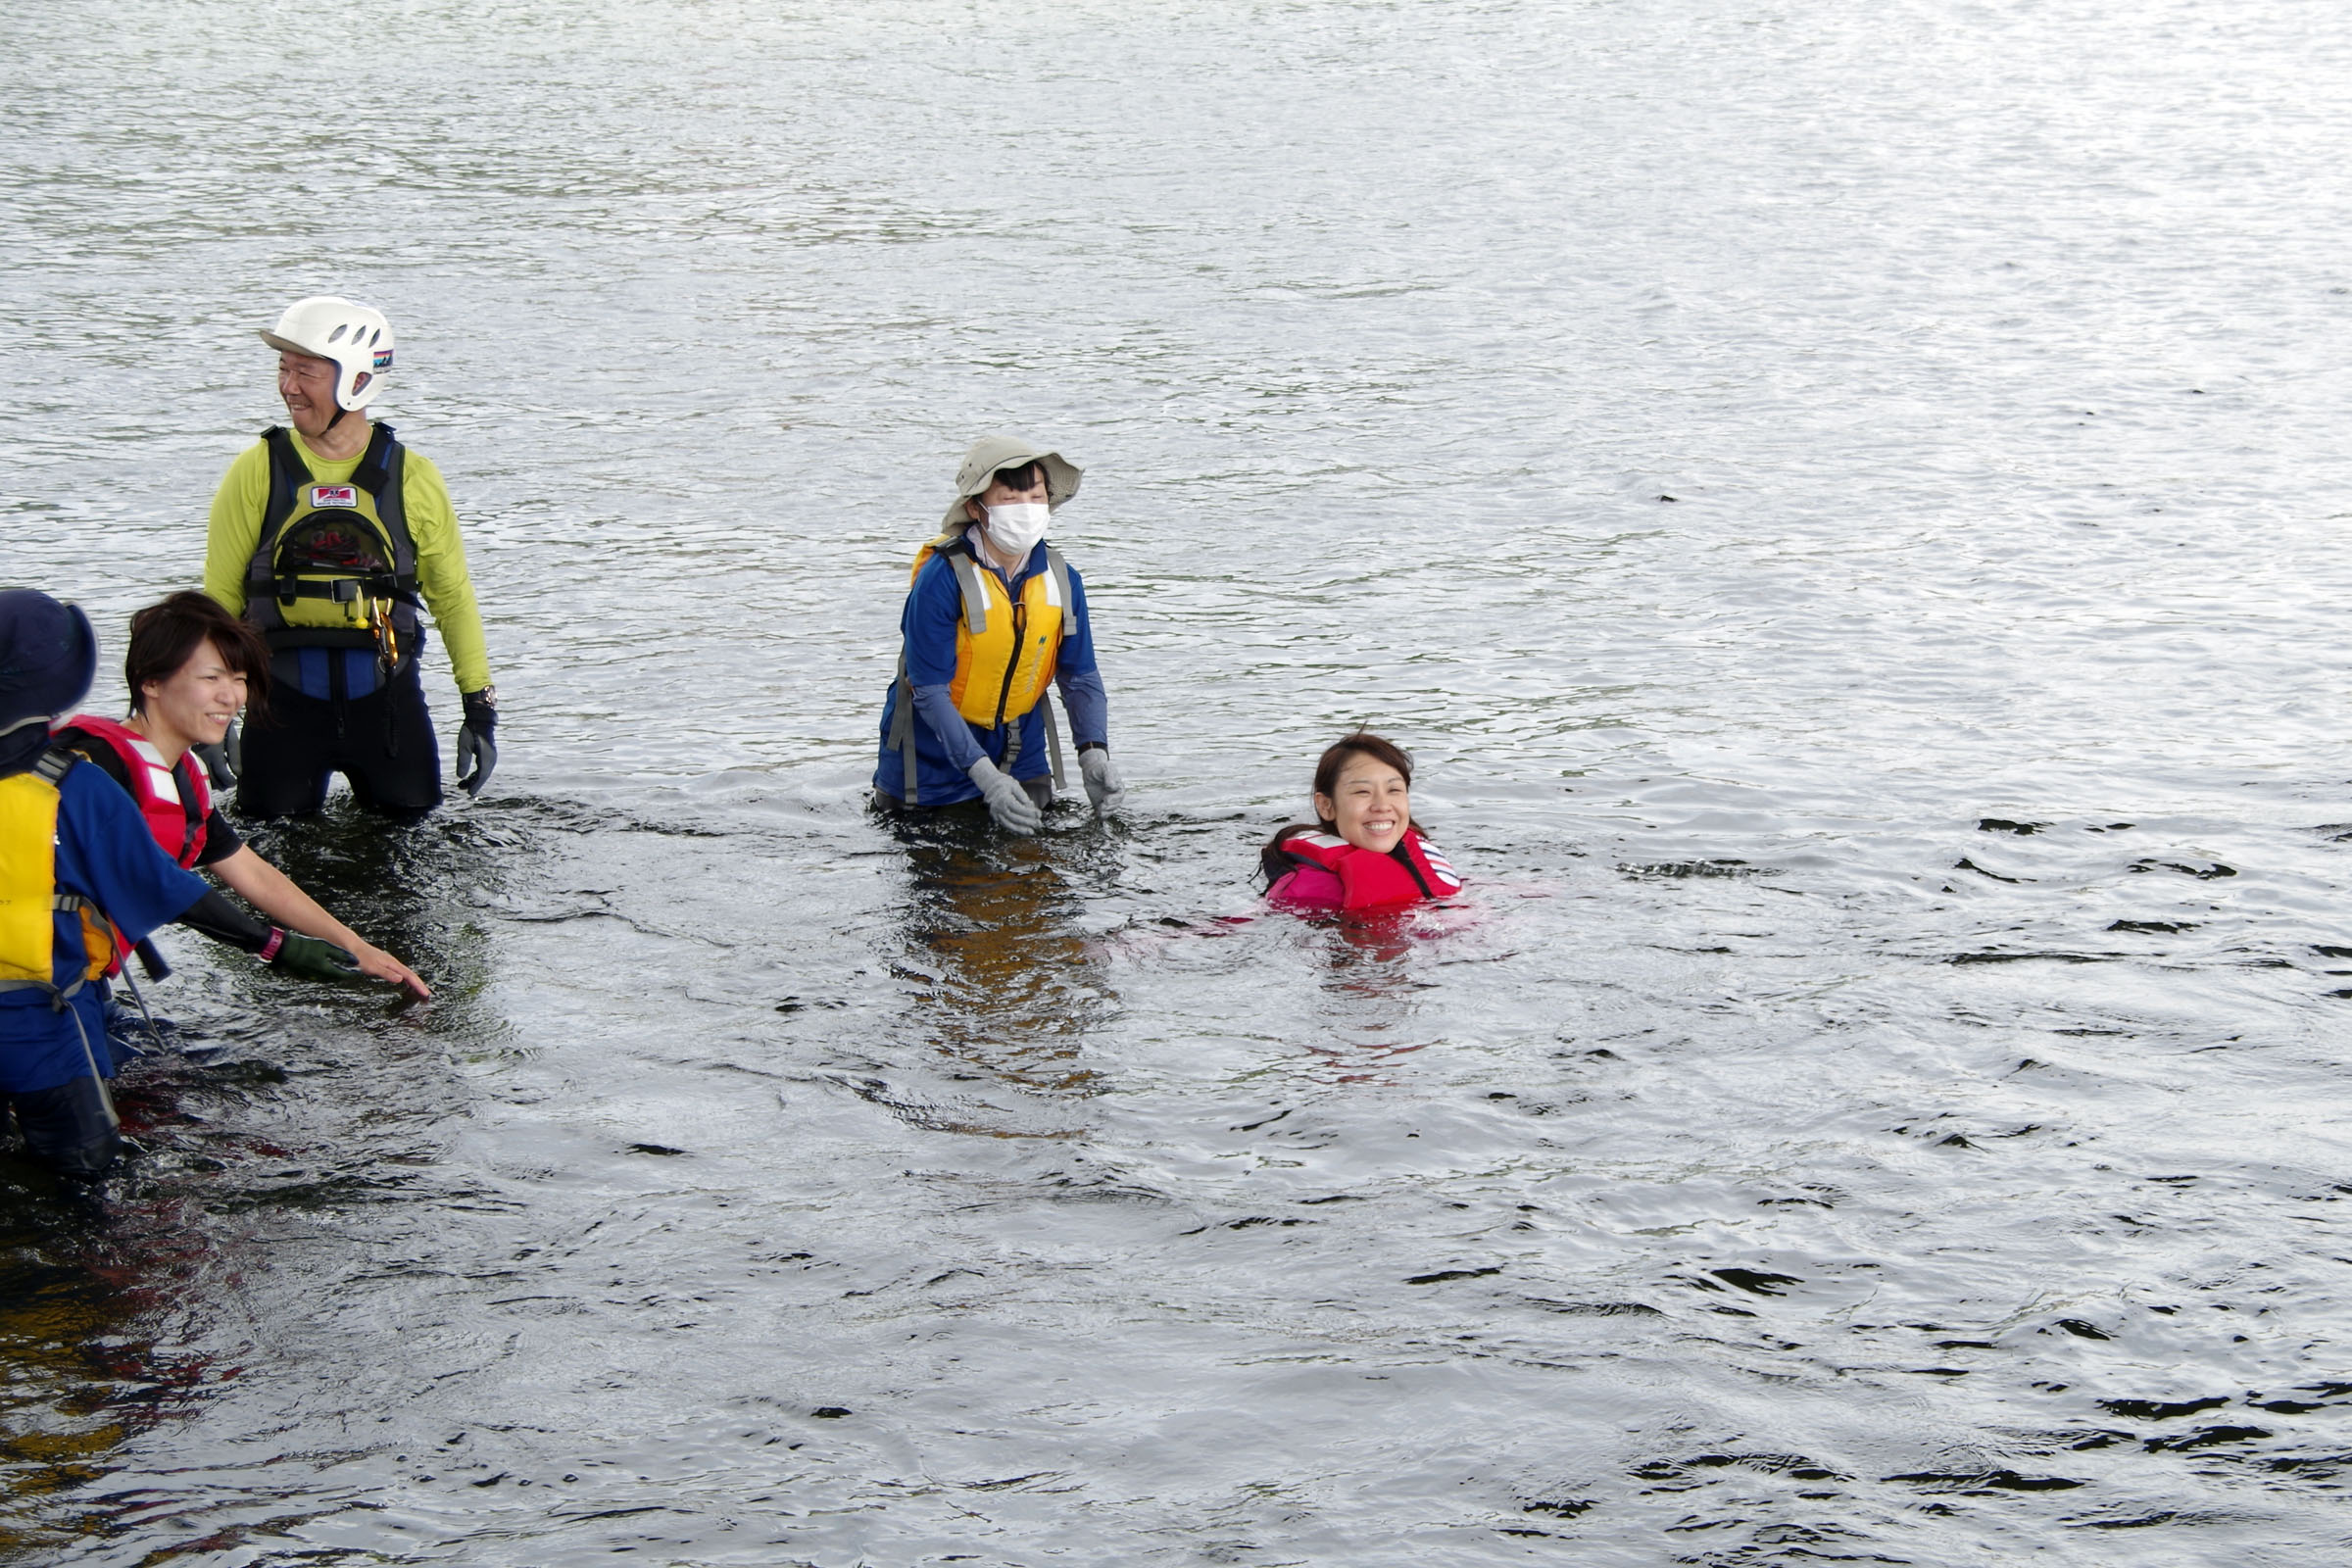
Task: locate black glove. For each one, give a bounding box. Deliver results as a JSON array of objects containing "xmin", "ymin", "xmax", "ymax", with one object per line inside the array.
[
  {"xmin": 456, "ymin": 687, "xmax": 498, "ymax": 798},
  {"xmin": 194, "ymin": 718, "xmax": 240, "ymax": 789},
  {"xmin": 270, "ymin": 929, "xmax": 363, "ymax": 983}
]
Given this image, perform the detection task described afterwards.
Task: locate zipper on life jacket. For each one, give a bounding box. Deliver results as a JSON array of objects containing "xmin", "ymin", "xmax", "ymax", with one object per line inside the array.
[{"xmin": 992, "ymin": 599, "xmax": 1028, "ymax": 730}]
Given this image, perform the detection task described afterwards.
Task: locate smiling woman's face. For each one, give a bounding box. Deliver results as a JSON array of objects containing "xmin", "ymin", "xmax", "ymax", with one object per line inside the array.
[
  {"xmin": 139, "ymin": 638, "xmax": 246, "ymax": 754},
  {"xmin": 1315, "ymin": 752, "xmax": 1410, "ymax": 854}
]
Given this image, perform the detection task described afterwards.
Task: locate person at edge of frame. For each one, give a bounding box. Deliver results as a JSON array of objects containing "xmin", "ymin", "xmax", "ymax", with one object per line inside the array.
[
  {"xmin": 1, "ymin": 591, "xmax": 366, "ymax": 1185},
  {"xmin": 872, "ymin": 435, "xmax": 1127, "ymax": 834},
  {"xmin": 51, "ymin": 592, "xmax": 431, "ymax": 1066},
  {"xmin": 199, "ymin": 295, "xmax": 498, "ymax": 818}
]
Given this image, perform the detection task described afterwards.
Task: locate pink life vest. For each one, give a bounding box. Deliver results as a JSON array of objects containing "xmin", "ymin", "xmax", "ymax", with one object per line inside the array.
[
  {"xmin": 65, "ymin": 714, "xmax": 210, "ymax": 868},
  {"xmin": 1268, "ymin": 828, "xmax": 1463, "ymax": 911}
]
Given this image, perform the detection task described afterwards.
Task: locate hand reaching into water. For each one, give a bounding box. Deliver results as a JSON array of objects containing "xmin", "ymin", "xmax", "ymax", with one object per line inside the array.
[
  {"xmin": 1080, "ymin": 747, "xmax": 1125, "ymax": 814},
  {"xmin": 967, "ymin": 758, "xmax": 1043, "ymax": 834}
]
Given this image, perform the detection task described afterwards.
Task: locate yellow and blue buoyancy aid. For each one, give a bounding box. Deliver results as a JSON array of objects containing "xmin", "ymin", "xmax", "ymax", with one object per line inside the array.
[
  {"xmin": 890, "ymin": 532, "xmax": 1075, "ymax": 805},
  {"xmin": 0, "ymin": 753, "xmax": 118, "ymax": 1005},
  {"xmin": 242, "ymin": 423, "xmax": 422, "ymax": 669}
]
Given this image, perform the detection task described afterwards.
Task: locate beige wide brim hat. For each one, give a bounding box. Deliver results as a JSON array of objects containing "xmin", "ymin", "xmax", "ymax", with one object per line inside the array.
[{"xmin": 943, "ymin": 434, "xmax": 1083, "ymax": 528}]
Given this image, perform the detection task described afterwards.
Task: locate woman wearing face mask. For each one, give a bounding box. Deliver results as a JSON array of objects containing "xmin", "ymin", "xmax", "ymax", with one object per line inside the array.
[
  {"xmin": 874, "ymin": 435, "xmax": 1126, "ymax": 832},
  {"xmin": 1261, "ymin": 732, "xmax": 1464, "ymax": 910}
]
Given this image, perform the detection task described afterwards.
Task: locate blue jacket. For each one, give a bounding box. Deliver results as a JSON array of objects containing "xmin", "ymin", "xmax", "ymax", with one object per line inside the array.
[{"xmin": 2, "ymin": 760, "xmax": 209, "ymax": 1093}]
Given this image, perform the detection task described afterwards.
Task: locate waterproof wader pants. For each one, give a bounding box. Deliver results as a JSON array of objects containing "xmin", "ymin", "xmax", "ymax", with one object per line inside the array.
[
  {"xmin": 5, "ymin": 1077, "xmax": 120, "ymax": 1181},
  {"xmin": 238, "ymin": 656, "xmax": 442, "ymax": 818},
  {"xmin": 874, "ymin": 774, "xmax": 1054, "ymax": 815}
]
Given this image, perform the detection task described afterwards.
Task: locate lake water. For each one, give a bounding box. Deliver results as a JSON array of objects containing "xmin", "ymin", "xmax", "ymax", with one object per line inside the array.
[{"xmin": 5, "ymin": 0, "xmax": 2351, "ymax": 1562}]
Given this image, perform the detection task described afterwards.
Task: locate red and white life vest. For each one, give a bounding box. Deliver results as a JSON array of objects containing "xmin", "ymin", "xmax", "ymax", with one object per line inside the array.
[
  {"xmin": 1269, "ymin": 828, "xmax": 1463, "ymax": 910},
  {"xmin": 64, "ymin": 714, "xmax": 210, "ymax": 868}
]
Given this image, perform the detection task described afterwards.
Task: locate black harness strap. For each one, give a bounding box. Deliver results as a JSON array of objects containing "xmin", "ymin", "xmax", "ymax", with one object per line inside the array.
[
  {"xmin": 1387, "ymin": 841, "xmax": 1438, "ymax": 900},
  {"xmin": 248, "ymin": 422, "xmax": 423, "ymax": 622}
]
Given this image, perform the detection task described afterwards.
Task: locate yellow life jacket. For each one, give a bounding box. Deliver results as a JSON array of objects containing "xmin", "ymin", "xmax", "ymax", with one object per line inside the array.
[
  {"xmin": 0, "ymin": 753, "xmax": 117, "ymax": 1004},
  {"xmin": 888, "ymin": 531, "xmax": 1075, "ymax": 805},
  {"xmin": 907, "ymin": 533, "xmax": 1069, "ymax": 727}
]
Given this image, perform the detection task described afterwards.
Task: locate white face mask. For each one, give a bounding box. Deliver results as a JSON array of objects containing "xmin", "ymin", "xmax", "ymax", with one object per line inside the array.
[{"xmin": 982, "ymin": 501, "xmax": 1051, "ymax": 561}]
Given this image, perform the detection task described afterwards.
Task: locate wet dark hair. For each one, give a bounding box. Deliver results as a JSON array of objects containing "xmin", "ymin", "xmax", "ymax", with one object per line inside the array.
[
  {"xmin": 124, "ymin": 592, "xmax": 270, "ymax": 715},
  {"xmin": 1259, "ymin": 731, "xmax": 1419, "ymax": 882}
]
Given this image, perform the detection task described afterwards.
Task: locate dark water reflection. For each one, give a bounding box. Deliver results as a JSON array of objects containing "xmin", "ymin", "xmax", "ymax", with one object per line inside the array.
[{"xmin": 887, "ymin": 808, "xmax": 1115, "ymax": 1096}]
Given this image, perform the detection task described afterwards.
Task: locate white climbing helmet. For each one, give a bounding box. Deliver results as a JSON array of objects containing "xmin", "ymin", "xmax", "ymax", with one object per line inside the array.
[{"xmin": 259, "ymin": 296, "xmax": 395, "ymax": 412}]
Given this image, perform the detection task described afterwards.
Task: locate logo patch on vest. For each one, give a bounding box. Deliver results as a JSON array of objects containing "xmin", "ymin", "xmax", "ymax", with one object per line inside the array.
[{"xmin": 309, "ymin": 485, "xmax": 359, "ymax": 509}]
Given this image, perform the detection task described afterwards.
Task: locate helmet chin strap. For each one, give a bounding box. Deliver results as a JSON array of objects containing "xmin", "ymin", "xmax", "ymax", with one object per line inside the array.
[{"xmin": 321, "ymin": 370, "xmax": 371, "ymax": 435}]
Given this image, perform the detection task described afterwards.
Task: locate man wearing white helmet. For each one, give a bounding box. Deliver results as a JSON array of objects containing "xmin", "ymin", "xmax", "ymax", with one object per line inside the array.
[{"xmin": 199, "ymin": 296, "xmax": 498, "ymax": 817}]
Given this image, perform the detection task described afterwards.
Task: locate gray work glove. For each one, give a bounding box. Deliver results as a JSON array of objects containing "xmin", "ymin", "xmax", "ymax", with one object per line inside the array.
[
  {"xmin": 270, "ymin": 930, "xmax": 364, "ymax": 983},
  {"xmin": 967, "ymin": 757, "xmax": 1043, "ymax": 835},
  {"xmin": 456, "ymin": 688, "xmax": 498, "ymax": 798},
  {"xmin": 194, "ymin": 719, "xmax": 240, "ymax": 789},
  {"xmin": 1080, "ymin": 747, "xmax": 1125, "ymax": 814}
]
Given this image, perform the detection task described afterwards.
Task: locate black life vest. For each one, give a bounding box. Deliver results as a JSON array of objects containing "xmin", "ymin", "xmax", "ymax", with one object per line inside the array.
[{"xmin": 242, "ymin": 423, "xmax": 422, "ymax": 667}]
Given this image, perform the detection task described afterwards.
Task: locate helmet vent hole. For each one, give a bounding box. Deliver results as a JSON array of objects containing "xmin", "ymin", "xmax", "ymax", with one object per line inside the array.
[
  {"xmin": 327, "ymin": 324, "xmax": 348, "ymax": 343},
  {"xmin": 368, "ymin": 329, "xmax": 381, "ymax": 345}
]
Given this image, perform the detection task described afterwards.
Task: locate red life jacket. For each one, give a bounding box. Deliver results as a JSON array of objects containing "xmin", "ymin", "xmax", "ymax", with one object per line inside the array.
[
  {"xmin": 64, "ymin": 714, "xmax": 210, "ymax": 868},
  {"xmin": 1269, "ymin": 829, "xmax": 1463, "ymax": 910}
]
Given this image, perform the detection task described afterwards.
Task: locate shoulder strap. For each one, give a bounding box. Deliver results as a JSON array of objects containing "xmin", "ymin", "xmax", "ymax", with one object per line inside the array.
[
  {"xmin": 945, "ymin": 549, "xmax": 991, "ymax": 636},
  {"xmin": 31, "ymin": 746, "xmax": 75, "ymax": 786},
  {"xmin": 889, "ymin": 652, "xmax": 923, "ymax": 808},
  {"xmin": 1386, "ymin": 841, "xmax": 1438, "ymax": 900},
  {"xmin": 174, "ymin": 751, "xmax": 211, "ymax": 825},
  {"xmin": 912, "ymin": 532, "xmax": 991, "ymax": 635},
  {"xmin": 248, "ymin": 427, "xmax": 309, "ymax": 602},
  {"xmin": 353, "ymin": 422, "xmax": 416, "ymax": 586},
  {"xmin": 1045, "ymin": 545, "xmax": 1074, "ymax": 615}
]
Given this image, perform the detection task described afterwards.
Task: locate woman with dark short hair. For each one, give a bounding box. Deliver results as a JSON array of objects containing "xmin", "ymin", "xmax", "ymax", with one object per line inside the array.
[
  {"xmin": 4, "ymin": 590, "xmax": 375, "ymax": 1184},
  {"xmin": 1261, "ymin": 732, "xmax": 1464, "ymax": 911},
  {"xmin": 54, "ymin": 593, "xmax": 429, "ymax": 1002}
]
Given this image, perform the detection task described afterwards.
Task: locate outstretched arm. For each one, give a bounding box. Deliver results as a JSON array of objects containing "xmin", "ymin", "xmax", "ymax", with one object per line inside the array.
[{"xmin": 209, "ymin": 847, "xmax": 432, "ymax": 998}]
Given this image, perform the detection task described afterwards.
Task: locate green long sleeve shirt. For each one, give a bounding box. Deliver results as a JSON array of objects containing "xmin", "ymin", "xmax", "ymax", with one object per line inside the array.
[{"xmin": 202, "ymin": 425, "xmax": 493, "ymax": 694}]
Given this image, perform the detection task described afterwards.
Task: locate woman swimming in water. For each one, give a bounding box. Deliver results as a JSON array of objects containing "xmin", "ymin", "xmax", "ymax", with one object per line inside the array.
[{"xmin": 1260, "ymin": 732, "xmax": 1463, "ymax": 910}]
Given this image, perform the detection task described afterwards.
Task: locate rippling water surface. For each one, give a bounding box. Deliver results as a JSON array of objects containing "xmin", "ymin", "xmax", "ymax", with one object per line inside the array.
[{"xmin": 6, "ymin": 0, "xmax": 2352, "ymax": 1562}]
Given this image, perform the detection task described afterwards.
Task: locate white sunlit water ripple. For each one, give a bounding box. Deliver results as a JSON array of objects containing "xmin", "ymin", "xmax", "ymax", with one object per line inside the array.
[{"xmin": 3, "ymin": 0, "xmax": 2350, "ymax": 1563}]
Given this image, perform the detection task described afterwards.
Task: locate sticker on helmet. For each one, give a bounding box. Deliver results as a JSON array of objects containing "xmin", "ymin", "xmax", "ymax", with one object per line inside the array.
[
  {"xmin": 371, "ymin": 349, "xmax": 394, "ymax": 369},
  {"xmin": 309, "ymin": 485, "xmax": 359, "ymax": 509}
]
